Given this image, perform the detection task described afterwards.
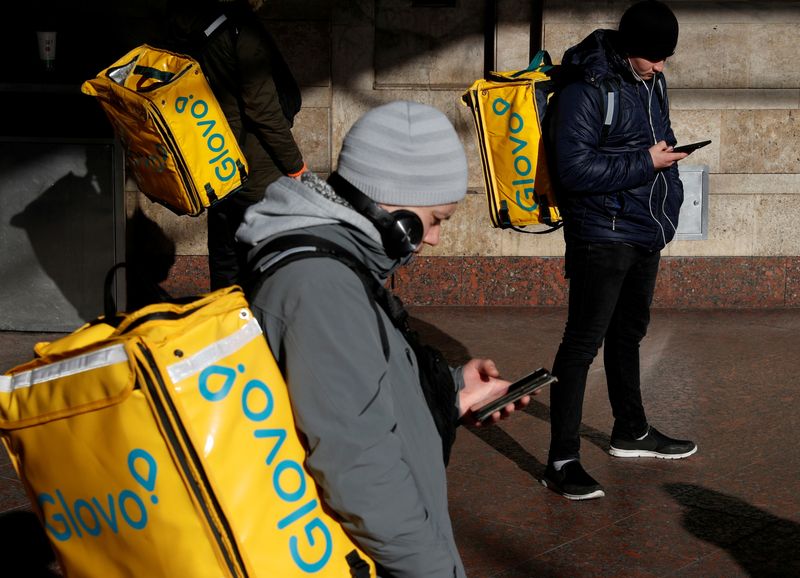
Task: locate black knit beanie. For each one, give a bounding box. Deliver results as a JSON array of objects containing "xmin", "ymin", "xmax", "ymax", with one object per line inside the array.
[{"xmin": 618, "ymin": 0, "xmax": 679, "ymax": 61}]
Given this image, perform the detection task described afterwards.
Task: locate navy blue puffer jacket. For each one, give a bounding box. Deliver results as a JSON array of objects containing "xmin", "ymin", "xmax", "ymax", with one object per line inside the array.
[{"xmin": 548, "ymin": 29, "xmax": 683, "ymax": 251}]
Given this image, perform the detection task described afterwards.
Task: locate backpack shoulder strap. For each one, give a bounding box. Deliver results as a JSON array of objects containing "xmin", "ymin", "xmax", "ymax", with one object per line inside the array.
[
  {"xmin": 598, "ymin": 78, "xmax": 621, "ymax": 146},
  {"xmin": 655, "ymin": 75, "xmax": 666, "ymax": 108},
  {"xmin": 246, "ymin": 234, "xmax": 396, "ymax": 360},
  {"xmin": 247, "ymin": 233, "xmax": 460, "ymax": 465}
]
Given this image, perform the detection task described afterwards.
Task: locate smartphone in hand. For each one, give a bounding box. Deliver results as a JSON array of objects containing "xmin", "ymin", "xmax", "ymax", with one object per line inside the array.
[
  {"xmin": 672, "ymin": 140, "xmax": 711, "ymax": 154},
  {"xmin": 472, "ymin": 368, "xmax": 556, "ymax": 422}
]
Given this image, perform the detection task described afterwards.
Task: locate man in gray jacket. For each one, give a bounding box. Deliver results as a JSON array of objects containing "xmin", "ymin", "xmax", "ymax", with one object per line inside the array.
[{"xmin": 237, "ymin": 101, "xmax": 528, "ymax": 577}]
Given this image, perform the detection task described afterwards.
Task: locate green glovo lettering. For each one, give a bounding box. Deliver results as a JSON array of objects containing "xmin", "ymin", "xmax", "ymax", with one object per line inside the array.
[
  {"xmin": 175, "ymin": 94, "xmax": 238, "ymax": 182},
  {"xmin": 492, "ymin": 96, "xmax": 538, "ymax": 212}
]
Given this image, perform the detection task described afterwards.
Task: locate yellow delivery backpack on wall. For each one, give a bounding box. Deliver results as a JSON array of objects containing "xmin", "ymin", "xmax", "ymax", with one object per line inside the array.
[
  {"xmin": 82, "ymin": 44, "xmax": 248, "ymax": 216},
  {"xmin": 0, "ymin": 286, "xmax": 374, "ymax": 577}
]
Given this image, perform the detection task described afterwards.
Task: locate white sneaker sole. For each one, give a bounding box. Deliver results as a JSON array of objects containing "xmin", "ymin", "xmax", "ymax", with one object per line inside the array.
[
  {"xmin": 540, "ymin": 479, "xmax": 605, "ymax": 500},
  {"xmin": 609, "ymin": 445, "xmax": 698, "ymax": 459}
]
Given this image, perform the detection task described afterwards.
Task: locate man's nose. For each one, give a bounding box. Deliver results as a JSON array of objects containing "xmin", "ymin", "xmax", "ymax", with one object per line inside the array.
[{"xmin": 423, "ymin": 226, "xmax": 440, "ymax": 247}]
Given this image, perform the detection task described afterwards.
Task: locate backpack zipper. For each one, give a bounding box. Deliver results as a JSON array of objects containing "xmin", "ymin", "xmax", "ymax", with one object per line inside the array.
[{"xmin": 136, "ymin": 343, "xmax": 248, "ymax": 578}]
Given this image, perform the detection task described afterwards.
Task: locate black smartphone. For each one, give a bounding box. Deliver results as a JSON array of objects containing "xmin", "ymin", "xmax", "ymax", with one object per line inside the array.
[
  {"xmin": 672, "ymin": 140, "xmax": 711, "ymax": 154},
  {"xmin": 472, "ymin": 368, "xmax": 556, "ymax": 422}
]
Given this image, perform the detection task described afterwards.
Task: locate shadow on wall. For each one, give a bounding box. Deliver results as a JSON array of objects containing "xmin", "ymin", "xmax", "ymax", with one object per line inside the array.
[
  {"xmin": 664, "ymin": 483, "xmax": 800, "ymax": 576},
  {"xmin": 8, "ymin": 145, "xmax": 177, "ymax": 324},
  {"xmin": 125, "ymin": 207, "xmax": 176, "ymax": 311},
  {"xmin": 9, "ymin": 145, "xmax": 115, "ymax": 323}
]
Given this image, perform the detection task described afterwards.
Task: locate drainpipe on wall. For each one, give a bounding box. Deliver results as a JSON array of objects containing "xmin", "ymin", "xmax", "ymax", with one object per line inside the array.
[
  {"xmin": 530, "ymin": 0, "xmax": 544, "ymax": 57},
  {"xmin": 484, "ymin": 0, "xmax": 496, "ymax": 77}
]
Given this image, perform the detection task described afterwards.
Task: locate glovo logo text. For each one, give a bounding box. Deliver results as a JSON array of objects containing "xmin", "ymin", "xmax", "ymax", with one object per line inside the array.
[
  {"xmin": 492, "ymin": 96, "xmax": 538, "ymax": 212},
  {"xmin": 114, "ymin": 93, "xmax": 240, "ymax": 184},
  {"xmin": 39, "ymin": 448, "xmax": 159, "ymax": 542},
  {"xmin": 198, "ymin": 362, "xmax": 334, "ymax": 574},
  {"xmin": 174, "ymin": 94, "xmax": 239, "ymax": 183}
]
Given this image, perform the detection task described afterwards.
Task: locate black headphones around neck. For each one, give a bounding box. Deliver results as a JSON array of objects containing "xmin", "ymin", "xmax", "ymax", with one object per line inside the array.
[{"xmin": 327, "ymin": 172, "xmax": 424, "ymax": 260}]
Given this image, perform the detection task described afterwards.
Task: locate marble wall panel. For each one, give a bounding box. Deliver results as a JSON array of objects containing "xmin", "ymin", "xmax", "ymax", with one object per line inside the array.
[
  {"xmin": 429, "ymin": 40, "xmax": 484, "ymax": 88},
  {"xmin": 161, "ymin": 255, "xmax": 209, "ymax": 298},
  {"xmin": 712, "ymin": 173, "xmax": 800, "ymax": 195},
  {"xmin": 331, "ymin": 24, "xmax": 375, "ymax": 91},
  {"xmin": 495, "ymin": 21, "xmax": 534, "ymax": 71},
  {"xmin": 300, "ymin": 85, "xmax": 332, "ymax": 109},
  {"xmin": 373, "ymin": 0, "xmax": 484, "ymax": 88},
  {"xmin": 670, "ymin": 89, "xmax": 800, "ymax": 111},
  {"xmin": 271, "ymin": 21, "xmax": 331, "ymax": 88},
  {"xmin": 669, "ymin": 110, "xmax": 721, "ymax": 170},
  {"xmin": 753, "ymin": 195, "xmax": 800, "ymax": 255},
  {"xmin": 544, "ymin": 4, "xmax": 800, "ymax": 90},
  {"xmin": 392, "ymin": 256, "xmax": 463, "ymax": 306},
  {"xmin": 786, "ymin": 257, "xmax": 800, "ymax": 306},
  {"xmin": 130, "ymin": 192, "xmax": 207, "ymax": 256},
  {"xmin": 430, "ymin": 193, "xmax": 502, "ymax": 257},
  {"xmin": 749, "ymin": 24, "xmax": 800, "ymax": 89},
  {"xmin": 720, "ymin": 110, "xmax": 800, "ymax": 174},
  {"xmin": 293, "ymin": 107, "xmax": 331, "ymax": 174},
  {"xmin": 495, "ymin": 0, "xmax": 534, "ymax": 71},
  {"xmin": 667, "ymin": 24, "xmax": 750, "ymax": 89},
  {"xmin": 264, "ymin": 0, "xmax": 333, "ymax": 20},
  {"xmin": 659, "ymin": 256, "xmax": 786, "ymax": 308},
  {"xmin": 430, "ymin": 193, "xmax": 567, "ymax": 258},
  {"xmin": 498, "ymin": 223, "xmax": 565, "ymax": 258},
  {"xmin": 541, "ymin": 23, "xmax": 612, "ymax": 64},
  {"xmin": 455, "ymin": 104, "xmax": 488, "ymax": 191},
  {"xmin": 665, "ymin": 193, "xmax": 756, "ymax": 257}
]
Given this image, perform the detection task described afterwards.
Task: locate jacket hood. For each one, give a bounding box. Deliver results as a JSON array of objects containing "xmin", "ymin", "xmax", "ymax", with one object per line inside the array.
[
  {"xmin": 235, "ymin": 173, "xmax": 402, "ymax": 279},
  {"xmin": 561, "ymin": 29, "xmax": 634, "ymax": 86}
]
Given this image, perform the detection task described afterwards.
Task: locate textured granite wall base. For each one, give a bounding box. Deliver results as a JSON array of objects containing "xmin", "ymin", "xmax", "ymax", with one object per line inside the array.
[{"xmin": 163, "ymin": 255, "xmax": 800, "ymax": 309}]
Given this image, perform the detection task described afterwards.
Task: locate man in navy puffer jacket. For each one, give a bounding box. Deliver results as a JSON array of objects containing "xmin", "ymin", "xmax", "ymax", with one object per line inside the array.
[{"xmin": 542, "ymin": 0, "xmax": 698, "ymax": 501}]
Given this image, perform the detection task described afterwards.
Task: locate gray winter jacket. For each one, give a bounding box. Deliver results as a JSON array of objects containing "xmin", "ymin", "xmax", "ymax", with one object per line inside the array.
[{"xmin": 236, "ymin": 173, "xmax": 466, "ymax": 578}]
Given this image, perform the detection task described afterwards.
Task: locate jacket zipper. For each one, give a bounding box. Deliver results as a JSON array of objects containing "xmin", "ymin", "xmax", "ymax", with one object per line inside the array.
[{"xmin": 137, "ymin": 344, "xmax": 248, "ymax": 578}]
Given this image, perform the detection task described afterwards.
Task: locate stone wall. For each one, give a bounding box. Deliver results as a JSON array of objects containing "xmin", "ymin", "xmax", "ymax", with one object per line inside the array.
[{"xmin": 130, "ymin": 0, "xmax": 800, "ymax": 307}]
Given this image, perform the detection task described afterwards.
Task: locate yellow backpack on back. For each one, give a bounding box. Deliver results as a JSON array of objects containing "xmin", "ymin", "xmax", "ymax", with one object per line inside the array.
[
  {"xmin": 82, "ymin": 44, "xmax": 249, "ymax": 216},
  {"xmin": 0, "ymin": 286, "xmax": 374, "ymax": 577},
  {"xmin": 462, "ymin": 50, "xmax": 621, "ymax": 234}
]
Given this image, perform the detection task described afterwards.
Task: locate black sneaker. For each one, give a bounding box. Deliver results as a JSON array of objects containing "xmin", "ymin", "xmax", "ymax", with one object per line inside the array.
[
  {"xmin": 541, "ymin": 460, "xmax": 605, "ymax": 500},
  {"xmin": 609, "ymin": 426, "xmax": 697, "ymax": 459}
]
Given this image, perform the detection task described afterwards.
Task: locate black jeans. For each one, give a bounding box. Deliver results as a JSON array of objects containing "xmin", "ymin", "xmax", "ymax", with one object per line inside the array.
[
  {"xmin": 549, "ymin": 242, "xmax": 660, "ymax": 463},
  {"xmin": 207, "ymin": 193, "xmax": 257, "ymax": 291}
]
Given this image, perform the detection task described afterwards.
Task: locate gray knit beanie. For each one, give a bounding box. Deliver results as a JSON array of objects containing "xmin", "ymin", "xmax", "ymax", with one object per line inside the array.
[{"xmin": 335, "ymin": 101, "xmax": 468, "ymax": 206}]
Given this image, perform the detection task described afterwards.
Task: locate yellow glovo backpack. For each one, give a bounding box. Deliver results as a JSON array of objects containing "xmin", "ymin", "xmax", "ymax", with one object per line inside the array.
[
  {"xmin": 463, "ymin": 50, "xmax": 622, "ymax": 234},
  {"xmin": 82, "ymin": 44, "xmax": 249, "ymax": 216},
  {"xmin": 462, "ymin": 50, "xmax": 562, "ymax": 233},
  {"xmin": 0, "ymin": 286, "xmax": 374, "ymax": 577}
]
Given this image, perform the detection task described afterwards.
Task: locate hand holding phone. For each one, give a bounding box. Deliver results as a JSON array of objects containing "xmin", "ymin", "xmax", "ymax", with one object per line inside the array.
[
  {"xmin": 472, "ymin": 368, "xmax": 556, "ymax": 422},
  {"xmin": 672, "ymin": 140, "xmax": 711, "ymax": 155}
]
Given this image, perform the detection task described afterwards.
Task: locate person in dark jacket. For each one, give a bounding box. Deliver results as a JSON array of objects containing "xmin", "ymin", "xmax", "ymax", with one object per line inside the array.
[
  {"xmin": 167, "ymin": 0, "xmax": 307, "ymax": 290},
  {"xmin": 542, "ymin": 0, "xmax": 697, "ymax": 501}
]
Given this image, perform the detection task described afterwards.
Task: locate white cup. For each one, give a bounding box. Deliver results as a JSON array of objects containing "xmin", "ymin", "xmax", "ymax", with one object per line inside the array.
[{"xmin": 36, "ymin": 31, "xmax": 57, "ymax": 71}]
